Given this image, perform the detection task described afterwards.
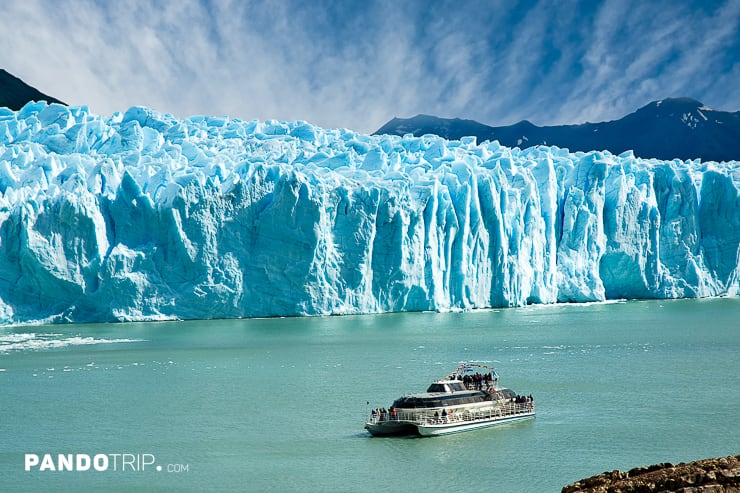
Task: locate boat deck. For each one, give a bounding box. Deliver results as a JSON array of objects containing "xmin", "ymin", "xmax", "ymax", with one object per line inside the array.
[{"xmin": 366, "ymin": 401, "xmax": 534, "ymax": 437}]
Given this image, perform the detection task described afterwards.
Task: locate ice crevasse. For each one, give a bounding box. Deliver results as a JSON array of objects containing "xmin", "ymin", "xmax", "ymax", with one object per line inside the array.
[{"xmin": 0, "ymin": 101, "xmax": 737, "ymax": 324}]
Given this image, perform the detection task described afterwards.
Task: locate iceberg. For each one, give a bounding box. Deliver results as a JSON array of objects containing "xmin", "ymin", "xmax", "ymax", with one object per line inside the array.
[{"xmin": 0, "ymin": 101, "xmax": 737, "ymax": 324}]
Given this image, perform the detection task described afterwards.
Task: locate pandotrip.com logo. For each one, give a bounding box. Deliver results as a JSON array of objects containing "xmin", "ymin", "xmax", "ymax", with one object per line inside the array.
[{"xmin": 25, "ymin": 453, "xmax": 189, "ymax": 473}]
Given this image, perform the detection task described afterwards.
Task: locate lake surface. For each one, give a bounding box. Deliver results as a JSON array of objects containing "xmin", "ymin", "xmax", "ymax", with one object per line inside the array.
[{"xmin": 1, "ymin": 298, "xmax": 738, "ymax": 492}]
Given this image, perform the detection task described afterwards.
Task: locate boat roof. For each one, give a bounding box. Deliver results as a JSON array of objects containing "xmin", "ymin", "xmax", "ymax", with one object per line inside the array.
[
  {"xmin": 391, "ymin": 363, "xmax": 505, "ymax": 401},
  {"xmin": 408, "ymin": 389, "xmax": 483, "ymax": 399},
  {"xmin": 442, "ymin": 363, "xmax": 499, "ymax": 380},
  {"xmin": 405, "ymin": 386, "xmax": 511, "ymax": 399}
]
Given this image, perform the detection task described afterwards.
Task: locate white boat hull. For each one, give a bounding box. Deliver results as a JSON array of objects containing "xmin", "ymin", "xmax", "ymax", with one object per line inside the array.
[
  {"xmin": 415, "ymin": 410, "xmax": 535, "ymax": 436},
  {"xmin": 364, "ymin": 420, "xmax": 418, "ymax": 437},
  {"xmin": 365, "ymin": 404, "xmax": 535, "ymax": 437}
]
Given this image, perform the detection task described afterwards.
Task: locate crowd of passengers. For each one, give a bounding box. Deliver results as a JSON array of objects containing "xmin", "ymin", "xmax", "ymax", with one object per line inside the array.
[
  {"xmin": 452, "ymin": 372, "xmax": 497, "ymax": 390},
  {"xmin": 370, "ymin": 407, "xmax": 396, "ymax": 420}
]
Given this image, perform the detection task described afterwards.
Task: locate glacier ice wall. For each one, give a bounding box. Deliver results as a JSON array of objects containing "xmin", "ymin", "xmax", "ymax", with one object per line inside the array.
[{"xmin": 0, "ymin": 102, "xmax": 737, "ymax": 324}]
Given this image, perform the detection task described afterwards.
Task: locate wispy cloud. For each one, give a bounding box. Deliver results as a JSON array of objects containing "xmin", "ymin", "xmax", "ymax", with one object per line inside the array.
[
  {"xmin": 1, "ymin": 0, "xmax": 738, "ymax": 133},
  {"xmin": 556, "ymin": 0, "xmax": 740, "ymax": 124}
]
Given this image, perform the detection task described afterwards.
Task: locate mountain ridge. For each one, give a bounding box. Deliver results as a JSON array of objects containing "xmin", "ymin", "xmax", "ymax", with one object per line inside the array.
[
  {"xmin": 375, "ymin": 98, "xmax": 740, "ymax": 162},
  {"xmin": 3, "ymin": 68, "xmax": 738, "ymax": 162}
]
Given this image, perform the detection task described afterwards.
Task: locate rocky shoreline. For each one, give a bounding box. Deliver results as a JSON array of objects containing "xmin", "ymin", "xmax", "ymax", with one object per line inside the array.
[{"xmin": 563, "ymin": 454, "xmax": 740, "ymax": 492}]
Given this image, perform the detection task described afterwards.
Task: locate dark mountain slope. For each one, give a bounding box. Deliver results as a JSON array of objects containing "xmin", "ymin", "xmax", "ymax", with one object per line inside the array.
[
  {"xmin": 0, "ymin": 69, "xmax": 65, "ymax": 110},
  {"xmin": 375, "ymin": 98, "xmax": 740, "ymax": 162}
]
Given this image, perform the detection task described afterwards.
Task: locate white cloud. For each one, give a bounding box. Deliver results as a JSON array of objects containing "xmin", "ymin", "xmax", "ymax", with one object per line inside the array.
[
  {"xmin": 553, "ymin": 0, "xmax": 740, "ymax": 125},
  {"xmin": 1, "ymin": 0, "xmax": 738, "ymax": 133}
]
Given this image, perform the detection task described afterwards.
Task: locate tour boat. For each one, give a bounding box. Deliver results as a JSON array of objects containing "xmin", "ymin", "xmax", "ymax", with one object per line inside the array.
[{"xmin": 364, "ymin": 363, "xmax": 534, "ymax": 437}]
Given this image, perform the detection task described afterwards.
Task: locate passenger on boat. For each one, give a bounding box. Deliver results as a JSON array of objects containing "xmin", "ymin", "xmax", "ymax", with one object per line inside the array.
[{"xmin": 461, "ymin": 372, "xmax": 496, "ymax": 390}]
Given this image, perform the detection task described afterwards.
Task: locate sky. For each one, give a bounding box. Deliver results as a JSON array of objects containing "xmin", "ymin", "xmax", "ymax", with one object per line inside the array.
[{"xmin": 2, "ymin": 0, "xmax": 739, "ymax": 134}]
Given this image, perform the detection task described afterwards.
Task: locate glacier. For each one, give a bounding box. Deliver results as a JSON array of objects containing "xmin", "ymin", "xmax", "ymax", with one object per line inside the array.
[{"xmin": 0, "ymin": 101, "xmax": 737, "ymax": 324}]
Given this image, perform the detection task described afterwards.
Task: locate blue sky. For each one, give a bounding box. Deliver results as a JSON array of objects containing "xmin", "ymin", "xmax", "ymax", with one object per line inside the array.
[{"xmin": 2, "ymin": 0, "xmax": 739, "ymax": 133}]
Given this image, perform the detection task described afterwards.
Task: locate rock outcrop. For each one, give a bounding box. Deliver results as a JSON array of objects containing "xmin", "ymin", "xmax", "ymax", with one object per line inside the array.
[{"xmin": 563, "ymin": 454, "xmax": 740, "ymax": 492}]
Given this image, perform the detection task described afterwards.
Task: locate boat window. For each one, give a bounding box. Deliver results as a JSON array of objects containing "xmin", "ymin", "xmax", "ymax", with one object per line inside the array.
[
  {"xmin": 392, "ymin": 391, "xmax": 488, "ymax": 409},
  {"xmin": 410, "ymin": 398, "xmax": 423, "ymax": 408},
  {"xmin": 438, "ymin": 394, "xmax": 484, "ymax": 406},
  {"xmin": 392, "ymin": 398, "xmax": 409, "ymax": 408},
  {"xmin": 448, "ymin": 382, "xmax": 466, "ymax": 392},
  {"xmin": 426, "ymin": 383, "xmax": 448, "ymax": 393}
]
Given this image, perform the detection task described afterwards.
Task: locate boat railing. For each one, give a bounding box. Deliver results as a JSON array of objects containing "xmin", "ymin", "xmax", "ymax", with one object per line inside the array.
[{"xmin": 366, "ymin": 402, "xmax": 534, "ymax": 426}]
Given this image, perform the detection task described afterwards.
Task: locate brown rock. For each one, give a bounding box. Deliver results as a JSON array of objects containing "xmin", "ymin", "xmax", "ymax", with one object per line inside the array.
[{"xmin": 562, "ymin": 454, "xmax": 740, "ymax": 493}]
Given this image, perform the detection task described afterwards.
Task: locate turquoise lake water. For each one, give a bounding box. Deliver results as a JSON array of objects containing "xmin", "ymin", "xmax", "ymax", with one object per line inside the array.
[{"xmin": 1, "ymin": 298, "xmax": 738, "ymax": 492}]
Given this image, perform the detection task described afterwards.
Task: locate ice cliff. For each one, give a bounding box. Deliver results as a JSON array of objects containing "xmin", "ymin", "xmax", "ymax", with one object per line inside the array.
[{"xmin": 0, "ymin": 102, "xmax": 738, "ymax": 324}]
